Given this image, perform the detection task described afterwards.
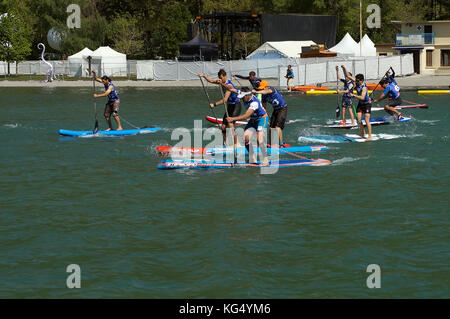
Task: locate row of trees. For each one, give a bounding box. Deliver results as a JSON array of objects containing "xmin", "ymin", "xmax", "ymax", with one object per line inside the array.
[{"xmin": 0, "ymin": 0, "xmax": 449, "ymax": 69}]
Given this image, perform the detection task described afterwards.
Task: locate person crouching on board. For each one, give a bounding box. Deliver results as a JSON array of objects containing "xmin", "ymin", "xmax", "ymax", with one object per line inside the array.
[
  {"xmin": 385, "ymin": 67, "xmax": 397, "ymax": 85},
  {"xmin": 336, "ymin": 65, "xmax": 356, "ymax": 126},
  {"xmin": 226, "ymin": 89, "xmax": 269, "ymax": 166},
  {"xmin": 343, "ymin": 68, "xmax": 372, "ymax": 140},
  {"xmin": 92, "ymin": 71, "xmax": 123, "ymax": 131},
  {"xmin": 252, "ymin": 80, "xmax": 289, "ymax": 147},
  {"xmin": 373, "ymin": 79, "xmax": 403, "ymax": 120},
  {"xmin": 198, "ymin": 69, "xmax": 241, "ymax": 146}
]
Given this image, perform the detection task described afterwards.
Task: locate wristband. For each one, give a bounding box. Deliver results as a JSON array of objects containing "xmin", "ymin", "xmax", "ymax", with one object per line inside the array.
[{"xmin": 213, "ymin": 102, "xmax": 216, "ymax": 106}]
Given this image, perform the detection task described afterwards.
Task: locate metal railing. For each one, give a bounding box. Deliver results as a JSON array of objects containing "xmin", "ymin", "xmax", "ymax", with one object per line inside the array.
[{"xmin": 396, "ymin": 33, "xmax": 435, "ymax": 46}]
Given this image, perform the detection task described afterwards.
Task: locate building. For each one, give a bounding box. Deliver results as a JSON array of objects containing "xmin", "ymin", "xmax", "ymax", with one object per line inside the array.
[
  {"xmin": 375, "ymin": 44, "xmax": 397, "ymax": 56},
  {"xmin": 392, "ymin": 20, "xmax": 450, "ymax": 75}
]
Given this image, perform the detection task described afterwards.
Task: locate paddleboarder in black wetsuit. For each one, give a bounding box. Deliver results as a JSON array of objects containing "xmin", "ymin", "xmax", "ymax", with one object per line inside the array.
[{"xmin": 92, "ymin": 71, "xmax": 123, "ymax": 131}]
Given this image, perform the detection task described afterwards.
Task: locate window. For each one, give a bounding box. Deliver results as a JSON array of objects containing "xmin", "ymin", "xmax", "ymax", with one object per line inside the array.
[
  {"xmin": 442, "ymin": 50, "xmax": 450, "ymax": 66},
  {"xmin": 426, "ymin": 50, "xmax": 433, "ymax": 67},
  {"xmin": 379, "ymin": 53, "xmax": 387, "ymax": 56}
]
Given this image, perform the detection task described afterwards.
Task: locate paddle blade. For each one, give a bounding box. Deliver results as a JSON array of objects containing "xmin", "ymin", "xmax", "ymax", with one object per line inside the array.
[
  {"xmin": 336, "ymin": 105, "xmax": 340, "ymax": 118},
  {"xmin": 93, "ymin": 120, "xmax": 99, "ymax": 133}
]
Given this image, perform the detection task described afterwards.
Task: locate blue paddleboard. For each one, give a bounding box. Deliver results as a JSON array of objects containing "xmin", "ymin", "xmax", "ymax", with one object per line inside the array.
[
  {"xmin": 59, "ymin": 127, "xmax": 161, "ymax": 137},
  {"xmin": 158, "ymin": 158, "xmax": 331, "ymax": 170}
]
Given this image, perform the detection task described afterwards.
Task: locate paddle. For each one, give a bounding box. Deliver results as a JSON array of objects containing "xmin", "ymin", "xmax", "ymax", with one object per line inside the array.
[
  {"xmin": 232, "ymin": 75, "xmax": 243, "ymax": 88},
  {"xmin": 369, "ymin": 66, "xmax": 392, "ymax": 100},
  {"xmin": 92, "ymin": 70, "xmax": 99, "ymax": 133},
  {"xmin": 336, "ymin": 72, "xmax": 340, "ymax": 118},
  {"xmin": 199, "ymin": 77, "xmax": 222, "ymax": 132},
  {"xmin": 218, "ymin": 82, "xmax": 237, "ymax": 164}
]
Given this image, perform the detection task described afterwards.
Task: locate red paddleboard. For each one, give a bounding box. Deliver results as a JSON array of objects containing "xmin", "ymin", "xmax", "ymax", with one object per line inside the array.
[{"xmin": 205, "ymin": 116, "xmax": 247, "ymax": 126}]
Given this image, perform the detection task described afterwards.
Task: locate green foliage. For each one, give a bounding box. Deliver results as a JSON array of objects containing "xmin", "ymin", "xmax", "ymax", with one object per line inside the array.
[
  {"xmin": 107, "ymin": 13, "xmax": 145, "ymax": 58},
  {"xmin": 0, "ymin": 0, "xmax": 448, "ymax": 60},
  {"xmin": 0, "ymin": 10, "xmax": 33, "ymax": 72},
  {"xmin": 147, "ymin": 2, "xmax": 192, "ymax": 59}
]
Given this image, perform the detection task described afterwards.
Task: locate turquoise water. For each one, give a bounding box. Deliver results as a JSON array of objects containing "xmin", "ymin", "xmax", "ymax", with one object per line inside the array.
[{"xmin": 0, "ymin": 87, "xmax": 448, "ymax": 298}]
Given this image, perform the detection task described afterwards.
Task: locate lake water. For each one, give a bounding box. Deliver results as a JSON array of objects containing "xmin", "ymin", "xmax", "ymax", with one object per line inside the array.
[{"xmin": 0, "ymin": 87, "xmax": 448, "ymax": 298}]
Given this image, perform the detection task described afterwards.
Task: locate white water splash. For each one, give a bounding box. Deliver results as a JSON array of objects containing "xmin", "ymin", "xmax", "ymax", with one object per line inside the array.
[
  {"xmin": 3, "ymin": 123, "xmax": 18, "ymax": 128},
  {"xmin": 398, "ymin": 156, "xmax": 427, "ymax": 162},
  {"xmin": 286, "ymin": 118, "xmax": 306, "ymax": 124},
  {"xmin": 416, "ymin": 119, "xmax": 440, "ymax": 125},
  {"xmin": 333, "ymin": 156, "xmax": 370, "ymax": 165}
]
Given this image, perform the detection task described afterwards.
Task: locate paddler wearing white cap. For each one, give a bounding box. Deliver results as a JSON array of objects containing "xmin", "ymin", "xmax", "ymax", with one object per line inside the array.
[
  {"xmin": 252, "ymin": 81, "xmax": 288, "ymax": 147},
  {"xmin": 226, "ymin": 89, "xmax": 269, "ymax": 166}
]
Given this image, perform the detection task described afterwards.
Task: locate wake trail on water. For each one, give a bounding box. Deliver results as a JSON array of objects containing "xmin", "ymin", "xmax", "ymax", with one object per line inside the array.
[
  {"xmin": 333, "ymin": 156, "xmax": 370, "ymax": 165},
  {"xmin": 3, "ymin": 123, "xmax": 19, "ymax": 128}
]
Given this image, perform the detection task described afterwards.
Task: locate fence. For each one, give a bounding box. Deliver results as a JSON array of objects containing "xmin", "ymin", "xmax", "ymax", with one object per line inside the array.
[
  {"xmin": 0, "ymin": 55, "xmax": 414, "ymax": 85},
  {"xmin": 136, "ymin": 54, "xmax": 414, "ymax": 85},
  {"xmin": 0, "ymin": 60, "xmax": 138, "ymax": 79}
]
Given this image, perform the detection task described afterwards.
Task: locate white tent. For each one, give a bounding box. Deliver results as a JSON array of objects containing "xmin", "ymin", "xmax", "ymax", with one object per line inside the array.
[
  {"xmin": 68, "ymin": 47, "xmax": 93, "ymax": 77},
  {"xmin": 358, "ymin": 34, "xmax": 376, "ymax": 57},
  {"xmin": 247, "ymin": 41, "xmax": 316, "ymax": 59},
  {"xmin": 90, "ymin": 46, "xmax": 127, "ymax": 77},
  {"xmin": 329, "ymin": 33, "xmax": 360, "ymax": 56}
]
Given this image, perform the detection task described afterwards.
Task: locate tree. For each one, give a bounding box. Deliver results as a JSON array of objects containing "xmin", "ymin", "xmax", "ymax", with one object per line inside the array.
[
  {"xmin": 147, "ymin": 2, "xmax": 192, "ymax": 59},
  {"xmin": 0, "ymin": 11, "xmax": 33, "ymax": 75},
  {"xmin": 107, "ymin": 13, "xmax": 145, "ymax": 58}
]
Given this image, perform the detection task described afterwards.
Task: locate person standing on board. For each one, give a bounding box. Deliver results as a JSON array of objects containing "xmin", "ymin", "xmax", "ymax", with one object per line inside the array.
[
  {"xmin": 92, "ymin": 71, "xmax": 123, "ymax": 131},
  {"xmin": 226, "ymin": 89, "xmax": 269, "ymax": 166},
  {"xmin": 252, "ymin": 80, "xmax": 288, "ymax": 147},
  {"xmin": 343, "ymin": 66, "xmax": 372, "ymax": 140},
  {"xmin": 198, "ymin": 69, "xmax": 241, "ymax": 146},
  {"xmin": 285, "ymin": 65, "xmax": 294, "ymax": 92},
  {"xmin": 336, "ymin": 65, "xmax": 356, "ymax": 126},
  {"xmin": 232, "ymin": 71, "xmax": 262, "ymax": 90},
  {"xmin": 373, "ymin": 79, "xmax": 403, "ymax": 120}
]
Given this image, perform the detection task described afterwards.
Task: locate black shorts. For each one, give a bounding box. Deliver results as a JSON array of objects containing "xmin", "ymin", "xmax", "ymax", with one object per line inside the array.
[
  {"xmin": 388, "ymin": 97, "xmax": 402, "ymax": 107},
  {"xmin": 356, "ymin": 102, "xmax": 372, "ymax": 114},
  {"xmin": 222, "ymin": 103, "xmax": 241, "ymax": 125},
  {"xmin": 342, "ymin": 99, "xmax": 353, "ymax": 109},
  {"xmin": 270, "ymin": 106, "xmax": 288, "ymax": 129}
]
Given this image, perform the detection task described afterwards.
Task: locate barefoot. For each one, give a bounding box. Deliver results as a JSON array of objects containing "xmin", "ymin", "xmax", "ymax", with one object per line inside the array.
[
  {"xmin": 366, "ymin": 136, "xmax": 372, "ymax": 141},
  {"xmin": 105, "ymin": 128, "xmax": 112, "ymax": 131},
  {"xmin": 261, "ymin": 159, "xmax": 269, "ymax": 166},
  {"xmin": 117, "ymin": 127, "xmax": 123, "ymax": 131}
]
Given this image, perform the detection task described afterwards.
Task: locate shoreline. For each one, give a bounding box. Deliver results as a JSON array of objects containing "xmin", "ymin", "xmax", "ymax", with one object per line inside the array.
[{"xmin": 0, "ymin": 74, "xmax": 449, "ymax": 90}]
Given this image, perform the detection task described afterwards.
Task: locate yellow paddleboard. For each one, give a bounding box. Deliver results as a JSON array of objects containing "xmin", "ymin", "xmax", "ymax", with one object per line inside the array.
[{"xmin": 417, "ymin": 90, "xmax": 450, "ymax": 94}]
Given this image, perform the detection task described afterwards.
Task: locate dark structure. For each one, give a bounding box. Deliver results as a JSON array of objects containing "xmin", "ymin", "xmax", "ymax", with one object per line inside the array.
[
  {"xmin": 195, "ymin": 12, "xmax": 337, "ymax": 60},
  {"xmin": 177, "ymin": 35, "xmax": 218, "ymax": 61},
  {"xmin": 260, "ymin": 14, "xmax": 337, "ymax": 49},
  {"xmin": 196, "ymin": 12, "xmax": 260, "ymax": 60}
]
